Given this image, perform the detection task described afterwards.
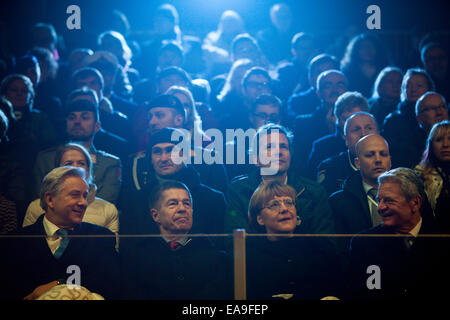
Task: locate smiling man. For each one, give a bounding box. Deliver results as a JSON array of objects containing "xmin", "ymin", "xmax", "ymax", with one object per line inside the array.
[
  {"xmin": 348, "ymin": 167, "xmax": 450, "ymax": 299},
  {"xmin": 1, "ymin": 167, "xmax": 119, "ymax": 300}
]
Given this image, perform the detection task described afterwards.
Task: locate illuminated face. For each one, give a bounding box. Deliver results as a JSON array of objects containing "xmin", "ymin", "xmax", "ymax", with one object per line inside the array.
[
  {"xmin": 417, "ymin": 94, "xmax": 448, "ymax": 132},
  {"xmin": 377, "ymin": 182, "xmax": 421, "ymax": 233},
  {"xmin": 406, "ymin": 74, "xmax": 429, "ymax": 103},
  {"xmin": 318, "ymin": 72, "xmax": 348, "ymax": 106},
  {"xmin": 151, "ymin": 142, "xmax": 184, "ymax": 177},
  {"xmin": 60, "ymin": 150, "xmax": 90, "ymax": 179},
  {"xmin": 148, "ymin": 107, "xmax": 183, "ymax": 134},
  {"xmin": 46, "ymin": 176, "xmax": 89, "ymax": 228},
  {"xmin": 379, "ymin": 71, "xmax": 402, "ymax": 100},
  {"xmin": 345, "ymin": 115, "xmax": 379, "ymax": 155},
  {"xmin": 66, "ymin": 111, "xmax": 100, "ymax": 141},
  {"xmin": 6, "ymin": 79, "xmax": 32, "ymax": 107},
  {"xmin": 355, "ymin": 136, "xmax": 391, "ymax": 186},
  {"xmin": 243, "ymin": 74, "xmax": 271, "ymax": 102},
  {"xmin": 152, "ymin": 188, "xmax": 193, "ymax": 236},
  {"xmin": 250, "ymin": 103, "xmax": 280, "ymax": 129},
  {"xmin": 257, "ymin": 132, "xmax": 291, "ymax": 176},
  {"xmin": 432, "ymin": 131, "xmax": 450, "ymax": 163},
  {"xmin": 257, "ymin": 195, "xmax": 297, "ymax": 235}
]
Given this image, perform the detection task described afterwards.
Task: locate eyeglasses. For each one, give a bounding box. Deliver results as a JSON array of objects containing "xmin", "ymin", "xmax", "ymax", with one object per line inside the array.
[
  {"xmin": 420, "ymin": 105, "xmax": 447, "ymax": 113},
  {"xmin": 264, "ymin": 199, "xmax": 295, "ymax": 211}
]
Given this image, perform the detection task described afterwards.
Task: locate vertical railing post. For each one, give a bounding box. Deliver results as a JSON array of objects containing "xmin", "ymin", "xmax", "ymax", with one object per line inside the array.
[{"xmin": 233, "ymin": 228, "xmax": 246, "ymax": 300}]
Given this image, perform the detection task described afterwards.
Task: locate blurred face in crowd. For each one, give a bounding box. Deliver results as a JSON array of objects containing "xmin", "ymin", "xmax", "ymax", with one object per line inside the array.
[
  {"xmin": 158, "ymin": 74, "xmax": 188, "ymax": 94},
  {"xmin": 148, "ymin": 107, "xmax": 184, "ymax": 134},
  {"xmin": 151, "ymin": 188, "xmax": 193, "ymax": 237},
  {"xmin": 257, "ymin": 195, "xmax": 297, "ymax": 236},
  {"xmin": 317, "ymin": 72, "xmax": 348, "ymax": 106},
  {"xmin": 344, "ymin": 114, "xmax": 379, "ymax": 155},
  {"xmin": 355, "ymin": 135, "xmax": 391, "ymax": 187},
  {"xmin": 233, "ymin": 40, "xmax": 259, "ymax": 63},
  {"xmin": 377, "ymin": 182, "xmax": 422, "ymax": 233},
  {"xmin": 249, "ymin": 103, "xmax": 280, "ymax": 129},
  {"xmin": 293, "ymin": 37, "xmax": 317, "ymax": 66},
  {"xmin": 432, "ymin": 129, "xmax": 450, "ymax": 163},
  {"xmin": 416, "ymin": 93, "xmax": 448, "ymax": 132},
  {"xmin": 25, "ymin": 63, "xmax": 41, "ymax": 88},
  {"xmin": 151, "ymin": 142, "xmax": 184, "ymax": 177},
  {"xmin": 337, "ymin": 107, "xmax": 363, "ymax": 132},
  {"xmin": 66, "ymin": 111, "xmax": 100, "ymax": 142},
  {"xmin": 257, "ymin": 132, "xmax": 291, "ymax": 176},
  {"xmin": 309, "ymin": 61, "xmax": 338, "ymax": 89},
  {"xmin": 173, "ymin": 92, "xmax": 192, "ymax": 124},
  {"xmin": 158, "ymin": 49, "xmax": 183, "ymax": 70},
  {"xmin": 243, "ymin": 74, "xmax": 271, "ymax": 103},
  {"xmin": 270, "ymin": 4, "xmax": 292, "ymax": 32},
  {"xmin": 60, "ymin": 150, "xmax": 90, "ymax": 179},
  {"xmin": 406, "ymin": 74, "xmax": 429, "ymax": 103},
  {"xmin": 45, "ymin": 176, "xmax": 89, "ymax": 229},
  {"xmin": 423, "ymin": 46, "xmax": 448, "ymax": 80},
  {"xmin": 378, "ymin": 71, "xmax": 402, "ymax": 100},
  {"xmin": 6, "ymin": 79, "xmax": 32, "ymax": 108},
  {"xmin": 76, "ymin": 76, "xmax": 103, "ymax": 100},
  {"xmin": 357, "ymin": 39, "xmax": 377, "ymax": 63}
]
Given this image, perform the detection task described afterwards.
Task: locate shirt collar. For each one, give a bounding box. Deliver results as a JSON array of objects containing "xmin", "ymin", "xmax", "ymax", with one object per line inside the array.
[
  {"xmin": 162, "ymin": 235, "xmax": 191, "ymax": 246},
  {"xmin": 409, "ymin": 217, "xmax": 422, "ymax": 238},
  {"xmin": 43, "ymin": 216, "xmax": 60, "ymax": 237},
  {"xmin": 362, "ymin": 181, "xmax": 376, "ymax": 194}
]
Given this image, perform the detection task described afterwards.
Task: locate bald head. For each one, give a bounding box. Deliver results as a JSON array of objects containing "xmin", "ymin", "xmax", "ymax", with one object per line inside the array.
[
  {"xmin": 416, "ymin": 92, "xmax": 449, "ymax": 132},
  {"xmin": 355, "ymin": 135, "xmax": 391, "ymax": 187}
]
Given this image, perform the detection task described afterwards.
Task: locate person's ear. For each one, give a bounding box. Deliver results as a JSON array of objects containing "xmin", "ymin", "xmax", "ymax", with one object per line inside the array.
[
  {"xmin": 355, "ymin": 156, "xmax": 360, "ymax": 169},
  {"xmin": 94, "ymin": 121, "xmax": 101, "ymax": 133},
  {"xmin": 45, "ymin": 192, "xmax": 55, "ymax": 209},
  {"xmin": 174, "ymin": 114, "xmax": 184, "ymax": 127},
  {"xmin": 151, "ymin": 208, "xmax": 160, "ymax": 223},
  {"xmin": 409, "ymin": 194, "xmax": 422, "ymax": 214},
  {"xmin": 256, "ymin": 215, "xmax": 265, "ymax": 227}
]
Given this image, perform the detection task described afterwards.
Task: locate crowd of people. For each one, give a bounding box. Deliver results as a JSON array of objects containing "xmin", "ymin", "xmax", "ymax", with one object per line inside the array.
[{"xmin": 1, "ymin": 2, "xmax": 450, "ymax": 300}]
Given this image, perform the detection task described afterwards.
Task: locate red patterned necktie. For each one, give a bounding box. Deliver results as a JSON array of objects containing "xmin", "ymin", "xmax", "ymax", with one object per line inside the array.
[{"xmin": 169, "ymin": 241, "xmax": 181, "ymax": 251}]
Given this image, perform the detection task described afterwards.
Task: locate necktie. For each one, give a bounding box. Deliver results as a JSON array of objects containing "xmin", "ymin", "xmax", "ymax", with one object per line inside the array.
[
  {"xmin": 404, "ymin": 233, "xmax": 414, "ymax": 249},
  {"xmin": 54, "ymin": 229, "xmax": 70, "ymax": 259},
  {"xmin": 169, "ymin": 241, "xmax": 181, "ymax": 251},
  {"xmin": 368, "ymin": 188, "xmax": 383, "ymax": 226}
]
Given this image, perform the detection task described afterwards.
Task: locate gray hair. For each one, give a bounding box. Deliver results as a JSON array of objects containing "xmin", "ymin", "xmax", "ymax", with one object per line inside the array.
[
  {"xmin": 343, "ymin": 111, "xmax": 378, "ymax": 136},
  {"xmin": 378, "ymin": 167, "xmax": 425, "ymax": 201},
  {"xmin": 40, "ymin": 166, "xmax": 87, "ymax": 211}
]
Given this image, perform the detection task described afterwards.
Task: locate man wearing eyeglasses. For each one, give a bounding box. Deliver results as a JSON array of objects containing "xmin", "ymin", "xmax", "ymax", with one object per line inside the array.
[{"xmin": 416, "ymin": 92, "xmax": 449, "ymax": 134}]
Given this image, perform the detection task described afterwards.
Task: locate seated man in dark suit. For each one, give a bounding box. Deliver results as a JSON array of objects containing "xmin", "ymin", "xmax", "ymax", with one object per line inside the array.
[
  {"xmin": 0, "ymin": 166, "xmax": 119, "ymax": 300},
  {"xmin": 120, "ymin": 181, "xmax": 232, "ymax": 299},
  {"xmin": 348, "ymin": 168, "xmax": 450, "ymax": 300},
  {"xmin": 329, "ymin": 134, "xmax": 391, "ymax": 254}
]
